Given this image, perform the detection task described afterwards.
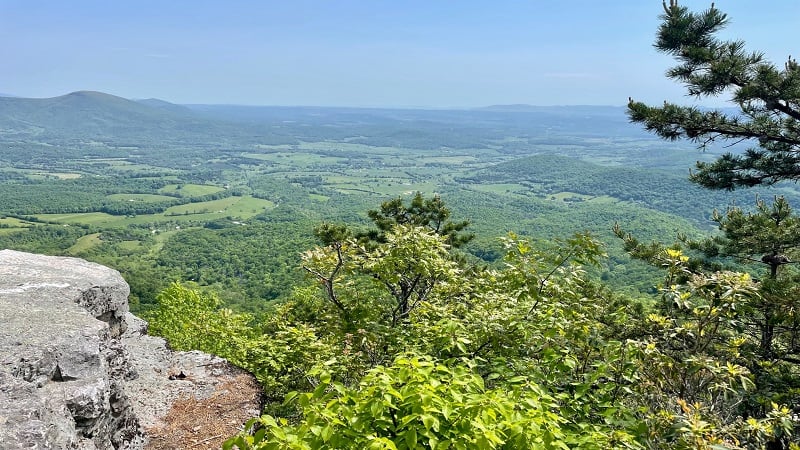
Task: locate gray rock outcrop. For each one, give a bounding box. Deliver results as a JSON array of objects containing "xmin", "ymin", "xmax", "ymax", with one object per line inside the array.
[{"xmin": 0, "ymin": 250, "xmax": 262, "ymax": 449}]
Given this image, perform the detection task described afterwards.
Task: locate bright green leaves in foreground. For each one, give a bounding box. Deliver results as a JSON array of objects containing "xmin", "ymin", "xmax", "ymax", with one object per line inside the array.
[
  {"xmin": 225, "ymin": 224, "xmax": 798, "ymax": 448},
  {"xmin": 224, "ymin": 355, "xmax": 599, "ymax": 450},
  {"xmin": 146, "ymin": 282, "xmax": 347, "ymax": 404},
  {"xmin": 147, "ymin": 193, "xmax": 799, "ymax": 448},
  {"xmin": 221, "ymin": 228, "xmax": 648, "ymax": 449},
  {"xmin": 302, "ymin": 223, "xmax": 463, "ymax": 334},
  {"xmin": 146, "ymin": 281, "xmax": 253, "ymax": 358}
]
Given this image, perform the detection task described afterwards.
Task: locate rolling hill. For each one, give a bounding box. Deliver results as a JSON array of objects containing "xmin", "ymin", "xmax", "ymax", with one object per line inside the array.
[
  {"xmin": 0, "ymin": 91, "xmax": 229, "ymax": 140},
  {"xmin": 0, "ymin": 91, "xmax": 294, "ymax": 147}
]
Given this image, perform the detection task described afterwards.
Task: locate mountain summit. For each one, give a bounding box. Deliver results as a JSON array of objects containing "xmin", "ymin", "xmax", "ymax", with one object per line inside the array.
[{"xmin": 0, "ymin": 91, "xmax": 230, "ymax": 141}]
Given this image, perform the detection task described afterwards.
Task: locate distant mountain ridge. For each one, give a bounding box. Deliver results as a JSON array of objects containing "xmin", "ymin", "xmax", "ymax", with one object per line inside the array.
[
  {"xmin": 0, "ymin": 90, "xmax": 654, "ymax": 156},
  {"xmin": 0, "ymin": 91, "xmax": 188, "ymax": 126},
  {"xmin": 0, "ymin": 91, "xmax": 250, "ymax": 143}
]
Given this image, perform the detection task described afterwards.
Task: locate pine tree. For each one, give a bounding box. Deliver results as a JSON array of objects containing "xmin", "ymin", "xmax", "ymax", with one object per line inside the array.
[
  {"xmin": 363, "ymin": 192, "xmax": 473, "ymax": 248},
  {"xmin": 628, "ymin": 1, "xmax": 800, "ymax": 190},
  {"xmin": 700, "ymin": 197, "xmax": 800, "ymax": 359}
]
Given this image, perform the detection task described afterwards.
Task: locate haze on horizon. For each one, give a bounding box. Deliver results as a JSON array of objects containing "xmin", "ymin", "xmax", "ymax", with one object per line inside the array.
[{"xmin": 1, "ymin": 0, "xmax": 798, "ymax": 108}]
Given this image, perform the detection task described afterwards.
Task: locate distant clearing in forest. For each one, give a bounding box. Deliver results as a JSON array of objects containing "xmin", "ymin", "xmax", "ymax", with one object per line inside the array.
[{"xmin": 158, "ymin": 184, "xmax": 225, "ymax": 197}]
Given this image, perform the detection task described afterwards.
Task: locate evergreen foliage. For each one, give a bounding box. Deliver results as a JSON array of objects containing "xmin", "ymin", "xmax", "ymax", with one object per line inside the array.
[
  {"xmin": 628, "ymin": 1, "xmax": 800, "ymax": 190},
  {"xmin": 363, "ymin": 192, "xmax": 473, "ymax": 248}
]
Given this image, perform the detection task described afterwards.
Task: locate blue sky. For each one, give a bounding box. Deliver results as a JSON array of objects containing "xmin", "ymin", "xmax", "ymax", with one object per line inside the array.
[{"xmin": 1, "ymin": 1, "xmax": 797, "ymax": 107}]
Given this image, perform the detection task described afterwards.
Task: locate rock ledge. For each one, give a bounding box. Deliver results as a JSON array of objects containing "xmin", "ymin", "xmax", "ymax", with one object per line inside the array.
[{"xmin": 0, "ymin": 250, "xmax": 261, "ymax": 449}]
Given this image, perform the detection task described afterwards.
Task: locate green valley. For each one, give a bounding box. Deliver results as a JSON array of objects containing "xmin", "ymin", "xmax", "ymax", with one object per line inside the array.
[{"xmin": 2, "ymin": 92, "xmax": 797, "ymax": 313}]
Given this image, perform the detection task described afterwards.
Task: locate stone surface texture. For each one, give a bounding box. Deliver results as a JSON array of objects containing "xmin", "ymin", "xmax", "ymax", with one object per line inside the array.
[{"xmin": 0, "ymin": 250, "xmax": 261, "ymax": 449}]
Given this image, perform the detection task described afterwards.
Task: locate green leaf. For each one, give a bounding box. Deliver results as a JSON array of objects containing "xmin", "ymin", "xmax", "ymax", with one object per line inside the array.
[
  {"xmin": 321, "ymin": 424, "xmax": 334, "ymax": 443},
  {"xmin": 405, "ymin": 428, "xmax": 418, "ymax": 449},
  {"xmin": 421, "ymin": 414, "xmax": 436, "ymax": 431}
]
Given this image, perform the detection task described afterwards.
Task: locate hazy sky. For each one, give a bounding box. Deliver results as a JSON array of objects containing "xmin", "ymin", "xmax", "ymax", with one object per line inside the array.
[{"xmin": 1, "ymin": 1, "xmax": 797, "ymax": 107}]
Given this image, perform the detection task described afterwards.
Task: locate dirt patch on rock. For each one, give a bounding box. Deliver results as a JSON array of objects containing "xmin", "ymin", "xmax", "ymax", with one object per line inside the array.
[{"xmin": 144, "ymin": 374, "xmax": 262, "ymax": 450}]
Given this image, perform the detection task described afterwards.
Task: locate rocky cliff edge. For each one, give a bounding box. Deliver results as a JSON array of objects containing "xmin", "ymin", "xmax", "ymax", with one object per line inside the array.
[{"xmin": 0, "ymin": 250, "xmax": 261, "ymax": 449}]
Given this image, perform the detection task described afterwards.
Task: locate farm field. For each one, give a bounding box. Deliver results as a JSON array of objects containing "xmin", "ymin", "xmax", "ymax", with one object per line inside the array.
[{"xmin": 35, "ymin": 196, "xmax": 275, "ymax": 228}]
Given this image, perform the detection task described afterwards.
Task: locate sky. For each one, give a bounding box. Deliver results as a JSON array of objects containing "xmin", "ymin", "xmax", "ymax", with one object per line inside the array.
[{"xmin": 1, "ymin": 1, "xmax": 798, "ymax": 108}]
